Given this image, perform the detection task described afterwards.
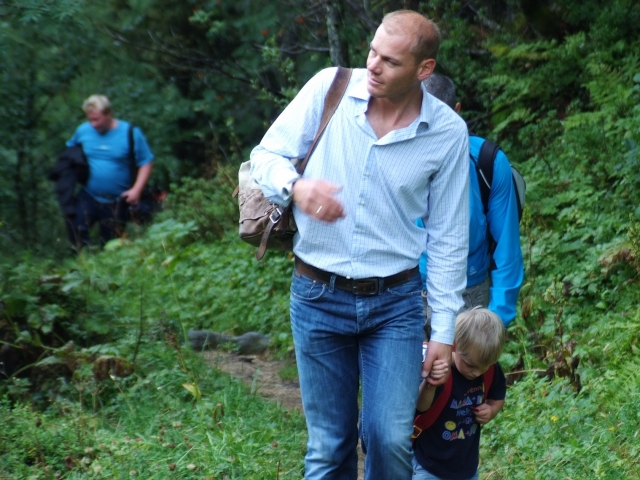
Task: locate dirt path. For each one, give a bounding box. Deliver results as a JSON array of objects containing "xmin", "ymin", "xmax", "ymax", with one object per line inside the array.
[
  {"xmin": 202, "ymin": 351, "xmax": 302, "ymax": 411},
  {"xmin": 203, "ymin": 351, "xmax": 365, "ymax": 479}
]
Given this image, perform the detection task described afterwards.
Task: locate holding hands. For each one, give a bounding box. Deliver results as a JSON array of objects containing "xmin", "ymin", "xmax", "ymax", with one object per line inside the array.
[{"xmin": 427, "ymin": 359, "xmax": 449, "ymax": 381}]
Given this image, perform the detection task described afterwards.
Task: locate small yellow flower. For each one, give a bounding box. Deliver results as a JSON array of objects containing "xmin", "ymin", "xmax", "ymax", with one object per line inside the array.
[
  {"xmin": 609, "ymin": 427, "xmax": 615, "ymax": 432},
  {"xmin": 550, "ymin": 415, "xmax": 559, "ymax": 422}
]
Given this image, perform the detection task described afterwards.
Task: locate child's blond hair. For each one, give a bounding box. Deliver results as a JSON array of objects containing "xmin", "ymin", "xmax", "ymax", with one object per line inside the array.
[{"xmin": 455, "ymin": 307, "xmax": 505, "ymax": 368}]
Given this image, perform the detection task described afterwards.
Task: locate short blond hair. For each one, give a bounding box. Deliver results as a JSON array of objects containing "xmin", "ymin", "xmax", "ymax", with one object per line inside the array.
[
  {"xmin": 82, "ymin": 94, "xmax": 111, "ymax": 115},
  {"xmin": 455, "ymin": 307, "xmax": 505, "ymax": 368},
  {"xmin": 382, "ymin": 10, "xmax": 441, "ymax": 62}
]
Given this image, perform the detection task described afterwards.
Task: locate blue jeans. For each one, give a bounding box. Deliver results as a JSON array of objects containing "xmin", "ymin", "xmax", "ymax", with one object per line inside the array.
[
  {"xmin": 290, "ymin": 270, "xmax": 424, "ymax": 480},
  {"xmin": 412, "ymin": 458, "xmax": 478, "ymax": 480}
]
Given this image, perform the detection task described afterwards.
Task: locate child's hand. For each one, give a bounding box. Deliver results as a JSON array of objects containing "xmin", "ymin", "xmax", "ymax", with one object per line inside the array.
[
  {"xmin": 471, "ymin": 403, "xmax": 494, "ymax": 425},
  {"xmin": 428, "ymin": 359, "xmax": 449, "ymax": 380}
]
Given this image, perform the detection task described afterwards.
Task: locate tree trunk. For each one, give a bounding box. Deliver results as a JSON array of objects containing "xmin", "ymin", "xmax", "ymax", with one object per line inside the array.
[{"xmin": 325, "ymin": 0, "xmax": 349, "ymax": 67}]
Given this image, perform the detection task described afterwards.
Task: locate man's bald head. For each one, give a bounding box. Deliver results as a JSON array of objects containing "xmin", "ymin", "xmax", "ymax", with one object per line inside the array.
[{"xmin": 381, "ymin": 10, "xmax": 441, "ymax": 63}]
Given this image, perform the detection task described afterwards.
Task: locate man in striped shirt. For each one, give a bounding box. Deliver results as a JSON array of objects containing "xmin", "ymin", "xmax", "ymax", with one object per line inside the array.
[{"xmin": 250, "ymin": 10, "xmax": 469, "ymax": 480}]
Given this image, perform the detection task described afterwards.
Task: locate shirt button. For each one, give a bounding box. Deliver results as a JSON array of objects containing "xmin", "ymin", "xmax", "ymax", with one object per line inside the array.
[{"xmin": 360, "ymin": 201, "xmax": 365, "ymax": 205}]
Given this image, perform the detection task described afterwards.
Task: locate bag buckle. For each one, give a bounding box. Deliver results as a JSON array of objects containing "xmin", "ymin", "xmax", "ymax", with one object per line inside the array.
[{"xmin": 269, "ymin": 206, "xmax": 282, "ymax": 224}]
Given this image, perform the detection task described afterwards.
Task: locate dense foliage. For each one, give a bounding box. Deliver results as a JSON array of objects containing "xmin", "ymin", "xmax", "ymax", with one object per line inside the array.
[{"xmin": 2, "ymin": 0, "xmax": 640, "ymax": 478}]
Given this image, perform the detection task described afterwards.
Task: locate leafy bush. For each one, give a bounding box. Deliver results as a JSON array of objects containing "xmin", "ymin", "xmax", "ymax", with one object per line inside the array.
[{"xmin": 157, "ymin": 167, "xmax": 238, "ymax": 241}]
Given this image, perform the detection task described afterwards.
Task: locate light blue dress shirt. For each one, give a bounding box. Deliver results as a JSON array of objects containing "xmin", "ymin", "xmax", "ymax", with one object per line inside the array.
[{"xmin": 250, "ymin": 67, "xmax": 469, "ymax": 344}]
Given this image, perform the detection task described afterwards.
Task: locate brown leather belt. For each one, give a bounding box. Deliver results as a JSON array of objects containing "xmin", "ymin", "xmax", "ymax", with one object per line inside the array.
[{"xmin": 294, "ymin": 257, "xmax": 418, "ymax": 296}]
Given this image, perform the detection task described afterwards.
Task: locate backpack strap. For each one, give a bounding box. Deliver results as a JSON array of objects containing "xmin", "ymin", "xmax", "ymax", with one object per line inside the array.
[
  {"xmin": 482, "ymin": 364, "xmax": 495, "ymax": 397},
  {"xmin": 412, "ymin": 373, "xmax": 453, "ymax": 444},
  {"xmin": 128, "ymin": 124, "xmax": 137, "ymax": 188},
  {"xmin": 475, "ymin": 138, "xmax": 500, "ymax": 216}
]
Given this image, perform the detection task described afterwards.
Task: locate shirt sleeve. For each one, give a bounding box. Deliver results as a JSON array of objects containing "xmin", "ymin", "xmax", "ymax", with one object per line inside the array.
[
  {"xmin": 133, "ymin": 127, "xmax": 154, "ymax": 166},
  {"xmin": 486, "ymin": 362, "xmax": 507, "ymax": 401},
  {"xmin": 66, "ymin": 127, "xmax": 81, "ymax": 147},
  {"xmin": 250, "ymin": 67, "xmax": 337, "ymax": 206},
  {"xmin": 425, "ymin": 128, "xmax": 469, "ymax": 345},
  {"xmin": 486, "ymin": 150, "xmax": 524, "ymax": 326}
]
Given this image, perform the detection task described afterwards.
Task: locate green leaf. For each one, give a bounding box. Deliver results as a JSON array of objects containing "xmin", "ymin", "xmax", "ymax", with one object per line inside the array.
[{"xmin": 182, "ymin": 383, "xmax": 202, "ymax": 402}]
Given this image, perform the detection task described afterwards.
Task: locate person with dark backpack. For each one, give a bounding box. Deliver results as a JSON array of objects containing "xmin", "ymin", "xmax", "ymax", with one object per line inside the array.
[
  {"xmin": 63, "ymin": 94, "xmax": 154, "ymax": 250},
  {"xmin": 417, "ymin": 73, "xmax": 524, "ymax": 328}
]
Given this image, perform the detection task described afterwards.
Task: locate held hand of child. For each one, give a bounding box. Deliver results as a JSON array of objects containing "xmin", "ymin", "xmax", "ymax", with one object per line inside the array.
[
  {"xmin": 422, "ymin": 341, "xmax": 452, "ymax": 386},
  {"xmin": 428, "ymin": 359, "xmax": 449, "ymax": 380}
]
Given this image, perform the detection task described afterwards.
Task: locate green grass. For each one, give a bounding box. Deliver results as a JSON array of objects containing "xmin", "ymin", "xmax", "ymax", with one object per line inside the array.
[
  {"xmin": 277, "ymin": 364, "xmax": 299, "ymax": 383},
  {"xmin": 479, "ymin": 309, "xmax": 640, "ymax": 479},
  {"xmin": 1, "ymin": 343, "xmax": 307, "ymax": 479},
  {"xmin": 2, "ymin": 175, "xmax": 640, "ymax": 478}
]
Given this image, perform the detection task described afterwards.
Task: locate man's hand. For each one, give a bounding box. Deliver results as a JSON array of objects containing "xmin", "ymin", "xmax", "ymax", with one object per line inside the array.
[
  {"xmin": 121, "ymin": 187, "xmax": 142, "ymax": 205},
  {"xmin": 422, "ymin": 341, "xmax": 452, "ymax": 385},
  {"xmin": 122, "ymin": 163, "xmax": 153, "ymax": 205},
  {"xmin": 292, "ymin": 178, "xmax": 345, "ymax": 222}
]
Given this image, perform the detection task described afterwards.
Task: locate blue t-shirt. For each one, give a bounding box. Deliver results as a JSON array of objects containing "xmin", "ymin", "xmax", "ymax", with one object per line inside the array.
[{"xmin": 67, "ymin": 120, "xmax": 154, "ymax": 203}]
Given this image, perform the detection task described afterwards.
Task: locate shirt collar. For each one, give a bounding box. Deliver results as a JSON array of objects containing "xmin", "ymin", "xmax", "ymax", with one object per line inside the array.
[{"xmin": 349, "ymin": 72, "xmax": 434, "ymax": 130}]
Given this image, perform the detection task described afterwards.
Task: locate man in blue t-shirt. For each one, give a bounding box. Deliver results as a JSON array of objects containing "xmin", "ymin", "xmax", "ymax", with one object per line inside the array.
[
  {"xmin": 418, "ymin": 74, "xmax": 523, "ymax": 327},
  {"xmin": 65, "ymin": 94, "xmax": 154, "ymax": 249}
]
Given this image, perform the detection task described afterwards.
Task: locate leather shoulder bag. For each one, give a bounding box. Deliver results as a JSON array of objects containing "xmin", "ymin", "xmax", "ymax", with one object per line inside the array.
[{"xmin": 234, "ymin": 66, "xmax": 352, "ymax": 260}]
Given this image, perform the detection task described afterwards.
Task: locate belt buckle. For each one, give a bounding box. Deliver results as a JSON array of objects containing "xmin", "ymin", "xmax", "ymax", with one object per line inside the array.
[{"xmin": 352, "ymin": 278, "xmax": 379, "ymax": 296}]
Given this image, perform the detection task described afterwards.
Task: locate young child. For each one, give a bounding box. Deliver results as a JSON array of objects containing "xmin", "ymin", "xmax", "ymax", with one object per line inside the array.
[{"xmin": 412, "ymin": 307, "xmax": 506, "ymax": 480}]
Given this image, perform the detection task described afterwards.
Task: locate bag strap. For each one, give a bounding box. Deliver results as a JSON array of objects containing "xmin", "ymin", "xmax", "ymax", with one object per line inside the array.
[
  {"xmin": 412, "ymin": 373, "xmax": 453, "ymax": 443},
  {"xmin": 256, "ymin": 66, "xmax": 352, "ymax": 261},
  {"xmin": 483, "ymin": 364, "xmax": 495, "ymax": 396},
  {"xmin": 128, "ymin": 123, "xmax": 137, "ymax": 188},
  {"xmin": 474, "ymin": 137, "xmax": 500, "ymax": 215},
  {"xmin": 295, "ymin": 66, "xmax": 352, "ymax": 175},
  {"xmin": 472, "ymin": 137, "xmax": 500, "ymax": 266}
]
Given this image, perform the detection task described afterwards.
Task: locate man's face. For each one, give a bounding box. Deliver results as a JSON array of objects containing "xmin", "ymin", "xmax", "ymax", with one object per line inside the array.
[
  {"xmin": 366, "ymin": 25, "xmax": 426, "ymax": 99},
  {"xmin": 86, "ymin": 109, "xmax": 113, "ymax": 134}
]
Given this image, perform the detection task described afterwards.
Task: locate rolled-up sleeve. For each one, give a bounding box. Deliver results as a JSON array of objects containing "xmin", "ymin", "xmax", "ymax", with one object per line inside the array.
[{"xmin": 250, "ymin": 68, "xmax": 337, "ymax": 206}]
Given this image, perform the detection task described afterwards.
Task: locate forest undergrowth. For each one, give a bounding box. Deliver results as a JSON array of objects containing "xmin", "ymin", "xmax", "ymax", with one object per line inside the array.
[{"xmin": 2, "ymin": 1, "xmax": 640, "ymax": 478}]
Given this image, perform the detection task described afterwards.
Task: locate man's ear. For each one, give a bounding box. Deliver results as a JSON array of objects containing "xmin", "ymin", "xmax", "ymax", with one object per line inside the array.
[
  {"xmin": 417, "ymin": 59, "xmax": 436, "ymax": 82},
  {"xmin": 454, "ymin": 102, "xmax": 462, "ymax": 114}
]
